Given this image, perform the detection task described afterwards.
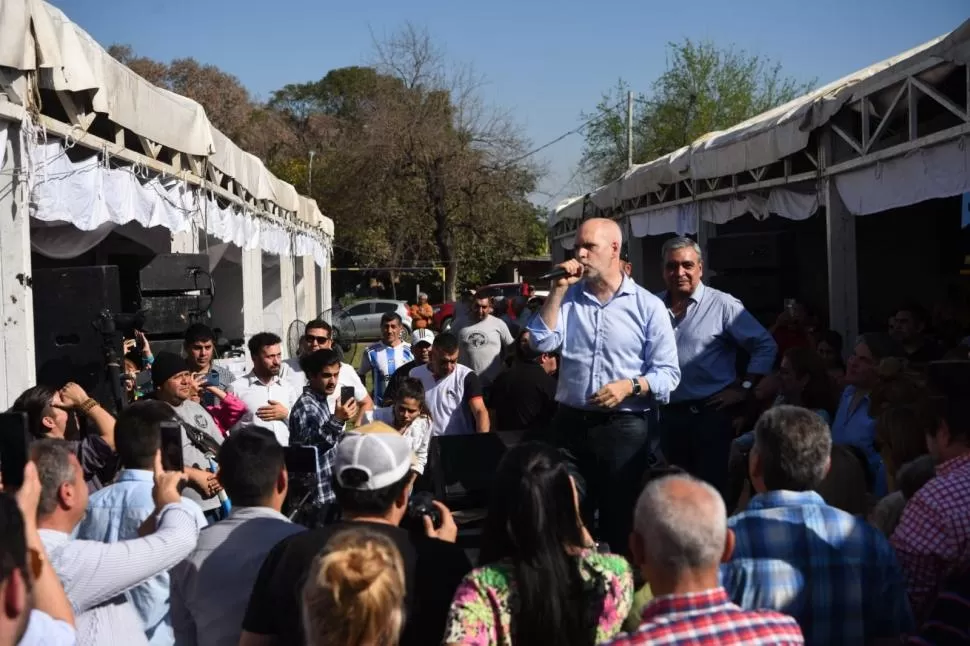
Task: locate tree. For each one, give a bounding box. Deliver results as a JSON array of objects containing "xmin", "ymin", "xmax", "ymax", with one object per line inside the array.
[{"xmin": 580, "ymin": 40, "xmax": 816, "ymax": 186}]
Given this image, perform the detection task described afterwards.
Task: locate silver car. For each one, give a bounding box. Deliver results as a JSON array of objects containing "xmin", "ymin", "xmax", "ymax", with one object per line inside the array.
[{"xmin": 334, "ymin": 299, "xmax": 413, "ymax": 342}]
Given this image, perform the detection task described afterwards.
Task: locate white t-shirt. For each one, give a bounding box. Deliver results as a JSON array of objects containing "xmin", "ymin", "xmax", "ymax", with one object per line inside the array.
[
  {"xmin": 410, "ymin": 363, "xmax": 482, "ymax": 436},
  {"xmin": 283, "ymin": 358, "xmax": 367, "ymax": 410},
  {"xmin": 228, "ymin": 367, "xmax": 302, "ymax": 446},
  {"xmin": 456, "ymin": 315, "xmax": 514, "ymax": 386}
]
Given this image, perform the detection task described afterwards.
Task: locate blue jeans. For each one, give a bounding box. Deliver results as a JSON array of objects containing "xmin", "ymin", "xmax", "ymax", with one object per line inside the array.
[{"xmin": 552, "ymin": 406, "xmax": 660, "ymax": 556}]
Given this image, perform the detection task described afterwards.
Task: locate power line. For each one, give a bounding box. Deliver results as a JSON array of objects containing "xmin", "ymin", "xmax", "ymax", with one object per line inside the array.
[{"xmin": 499, "ymin": 98, "xmax": 628, "ymax": 169}]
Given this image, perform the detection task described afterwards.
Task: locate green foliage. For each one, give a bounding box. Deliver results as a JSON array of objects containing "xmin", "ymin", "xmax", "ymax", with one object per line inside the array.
[{"xmin": 580, "ymin": 39, "xmax": 816, "ymax": 187}]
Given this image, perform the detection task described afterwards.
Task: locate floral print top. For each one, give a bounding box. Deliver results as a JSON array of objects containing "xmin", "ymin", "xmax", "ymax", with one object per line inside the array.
[{"xmin": 443, "ymin": 549, "xmax": 633, "ymax": 645}]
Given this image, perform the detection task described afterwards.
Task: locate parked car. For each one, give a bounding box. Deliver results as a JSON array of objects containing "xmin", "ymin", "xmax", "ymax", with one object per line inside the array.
[{"xmin": 335, "ymin": 299, "xmax": 412, "ymax": 342}]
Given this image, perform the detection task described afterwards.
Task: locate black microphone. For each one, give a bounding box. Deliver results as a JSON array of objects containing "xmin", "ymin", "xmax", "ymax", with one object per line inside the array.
[{"xmin": 537, "ymin": 266, "xmax": 570, "ymax": 281}]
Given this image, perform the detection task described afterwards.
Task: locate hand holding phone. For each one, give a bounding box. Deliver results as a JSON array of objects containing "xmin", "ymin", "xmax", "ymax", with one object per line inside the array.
[
  {"xmin": 159, "ymin": 422, "xmax": 184, "ymax": 472},
  {"xmin": 340, "ymin": 386, "xmax": 356, "ymax": 406}
]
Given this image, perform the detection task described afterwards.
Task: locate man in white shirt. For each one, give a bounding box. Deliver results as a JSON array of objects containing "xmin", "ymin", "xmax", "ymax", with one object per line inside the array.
[
  {"xmin": 456, "ymin": 294, "xmax": 514, "ymax": 389},
  {"xmin": 283, "ymin": 319, "xmax": 373, "ymax": 420},
  {"xmin": 229, "ymin": 333, "xmax": 301, "ymax": 446},
  {"xmin": 33, "ymin": 440, "xmax": 200, "ymax": 646},
  {"xmin": 411, "ymin": 333, "xmax": 490, "ymax": 436}
]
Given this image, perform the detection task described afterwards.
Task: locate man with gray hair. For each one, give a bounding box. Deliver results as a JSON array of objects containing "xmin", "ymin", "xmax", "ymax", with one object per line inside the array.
[
  {"xmin": 722, "ymin": 405, "xmax": 913, "ymax": 646},
  {"xmin": 34, "ymin": 439, "xmax": 200, "ymax": 646},
  {"xmin": 609, "ymin": 474, "xmax": 803, "ymax": 645},
  {"xmin": 657, "ymin": 235, "xmax": 776, "ymax": 498}
]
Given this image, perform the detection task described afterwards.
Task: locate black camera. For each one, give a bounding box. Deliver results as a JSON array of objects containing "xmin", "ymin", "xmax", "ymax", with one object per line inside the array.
[{"xmin": 406, "ymin": 491, "xmax": 441, "ymax": 529}]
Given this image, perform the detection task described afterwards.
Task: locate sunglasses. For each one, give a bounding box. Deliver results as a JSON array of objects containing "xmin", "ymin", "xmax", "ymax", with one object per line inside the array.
[{"xmin": 305, "ymin": 334, "xmax": 331, "ymax": 344}]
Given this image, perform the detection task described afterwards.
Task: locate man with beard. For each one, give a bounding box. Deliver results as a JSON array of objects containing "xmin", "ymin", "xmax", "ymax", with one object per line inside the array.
[
  {"xmin": 283, "ymin": 320, "xmax": 373, "ymax": 419},
  {"xmin": 528, "ymin": 217, "xmax": 680, "ymax": 557},
  {"xmin": 229, "ymin": 333, "xmax": 301, "ymax": 446},
  {"xmin": 288, "ymin": 349, "xmax": 359, "ymax": 519}
]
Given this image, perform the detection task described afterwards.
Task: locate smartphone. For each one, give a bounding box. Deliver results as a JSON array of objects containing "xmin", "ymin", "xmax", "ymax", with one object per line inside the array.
[
  {"xmin": 200, "ymin": 370, "xmax": 220, "ymax": 407},
  {"xmin": 0, "ymin": 413, "xmax": 29, "ymax": 491},
  {"xmin": 340, "ymin": 386, "xmax": 356, "ymax": 406},
  {"xmin": 159, "ymin": 422, "xmax": 184, "ymax": 471},
  {"xmin": 284, "ymin": 445, "xmax": 321, "ymax": 474}
]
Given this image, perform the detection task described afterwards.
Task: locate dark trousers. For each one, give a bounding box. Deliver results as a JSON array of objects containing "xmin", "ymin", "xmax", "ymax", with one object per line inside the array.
[
  {"xmin": 659, "ymin": 402, "xmax": 734, "ymax": 500},
  {"xmin": 551, "ymin": 406, "xmax": 660, "ymax": 556}
]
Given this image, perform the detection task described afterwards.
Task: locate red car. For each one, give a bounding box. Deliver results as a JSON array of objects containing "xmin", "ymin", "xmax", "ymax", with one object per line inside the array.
[{"xmin": 432, "ymin": 282, "xmax": 533, "ymax": 332}]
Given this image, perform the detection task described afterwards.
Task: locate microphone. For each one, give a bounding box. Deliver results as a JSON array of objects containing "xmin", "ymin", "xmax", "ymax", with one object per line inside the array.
[{"xmin": 538, "ymin": 266, "xmax": 570, "ymax": 281}]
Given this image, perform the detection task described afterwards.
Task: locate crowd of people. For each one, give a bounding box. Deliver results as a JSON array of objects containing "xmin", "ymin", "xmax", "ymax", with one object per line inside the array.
[{"xmin": 0, "ymin": 216, "xmax": 969, "ymax": 645}]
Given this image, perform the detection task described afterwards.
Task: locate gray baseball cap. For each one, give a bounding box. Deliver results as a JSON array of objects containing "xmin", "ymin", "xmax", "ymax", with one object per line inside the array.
[{"xmin": 335, "ymin": 426, "xmax": 413, "ymax": 490}]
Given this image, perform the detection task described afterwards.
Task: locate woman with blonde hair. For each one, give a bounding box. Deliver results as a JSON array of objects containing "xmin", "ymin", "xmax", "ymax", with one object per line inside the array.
[{"xmin": 302, "ymin": 528, "xmax": 407, "ymax": 646}]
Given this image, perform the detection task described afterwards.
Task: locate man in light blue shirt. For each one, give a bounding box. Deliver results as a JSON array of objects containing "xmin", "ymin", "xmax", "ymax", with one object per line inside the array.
[
  {"xmin": 656, "ymin": 236, "xmax": 777, "ymax": 500},
  {"xmin": 76, "ymin": 401, "xmax": 207, "ymax": 646},
  {"xmin": 528, "ymin": 217, "xmax": 680, "ymax": 555}
]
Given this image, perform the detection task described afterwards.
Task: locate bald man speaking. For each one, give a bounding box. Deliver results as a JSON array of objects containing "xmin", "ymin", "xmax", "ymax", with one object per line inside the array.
[{"xmin": 527, "ymin": 217, "xmax": 680, "ymax": 553}]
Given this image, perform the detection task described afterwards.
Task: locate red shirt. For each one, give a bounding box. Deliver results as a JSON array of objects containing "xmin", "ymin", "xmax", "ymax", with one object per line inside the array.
[
  {"xmin": 607, "ymin": 587, "xmax": 803, "ymax": 645},
  {"xmin": 892, "ymin": 452, "xmax": 970, "ymax": 619}
]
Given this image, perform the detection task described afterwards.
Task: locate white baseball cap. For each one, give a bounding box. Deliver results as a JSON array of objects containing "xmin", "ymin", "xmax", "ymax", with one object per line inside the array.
[
  {"xmin": 335, "ymin": 428, "xmax": 413, "ymax": 491},
  {"xmin": 411, "ymin": 329, "xmax": 435, "ymax": 346}
]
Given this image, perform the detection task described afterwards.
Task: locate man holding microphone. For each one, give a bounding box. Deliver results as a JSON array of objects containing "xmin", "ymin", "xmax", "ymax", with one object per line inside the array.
[{"xmin": 528, "ymin": 217, "xmax": 680, "ymax": 553}]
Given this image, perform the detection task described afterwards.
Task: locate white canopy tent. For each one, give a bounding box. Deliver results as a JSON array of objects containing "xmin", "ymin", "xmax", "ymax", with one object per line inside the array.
[
  {"xmin": 0, "ymin": 0, "xmax": 334, "ymax": 407},
  {"xmin": 551, "ymin": 18, "xmax": 970, "ymax": 345}
]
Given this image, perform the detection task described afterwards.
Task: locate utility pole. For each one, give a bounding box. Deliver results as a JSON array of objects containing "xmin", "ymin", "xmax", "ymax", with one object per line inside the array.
[
  {"xmin": 307, "ymin": 150, "xmax": 316, "ymax": 193},
  {"xmin": 626, "ymin": 90, "xmax": 634, "ymax": 170}
]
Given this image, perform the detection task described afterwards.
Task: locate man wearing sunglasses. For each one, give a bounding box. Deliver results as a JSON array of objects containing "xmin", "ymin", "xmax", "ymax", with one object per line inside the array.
[{"xmin": 284, "ymin": 319, "xmax": 373, "ymax": 422}]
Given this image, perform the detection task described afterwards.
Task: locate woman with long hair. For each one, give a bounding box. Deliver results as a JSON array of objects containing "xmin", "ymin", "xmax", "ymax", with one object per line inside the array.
[
  {"xmin": 302, "ymin": 528, "xmax": 407, "ymax": 646},
  {"xmin": 444, "ymin": 442, "xmax": 632, "ymax": 646}
]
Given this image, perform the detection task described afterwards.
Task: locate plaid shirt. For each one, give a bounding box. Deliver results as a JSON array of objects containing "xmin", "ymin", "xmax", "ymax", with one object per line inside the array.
[
  {"xmin": 607, "ymin": 587, "xmax": 803, "ymax": 645},
  {"xmin": 288, "ymin": 387, "xmax": 347, "ymax": 504},
  {"xmin": 721, "ymin": 490, "xmax": 913, "ymax": 646},
  {"xmin": 892, "ymin": 453, "xmax": 970, "ymax": 620}
]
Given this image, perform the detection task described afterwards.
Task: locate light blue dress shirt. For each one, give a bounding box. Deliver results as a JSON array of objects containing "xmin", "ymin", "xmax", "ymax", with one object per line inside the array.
[
  {"xmin": 527, "ymin": 274, "xmax": 681, "ymax": 410},
  {"xmin": 20, "ymin": 610, "xmax": 76, "ymax": 646},
  {"xmin": 658, "ymin": 282, "xmax": 777, "ymax": 403},
  {"xmin": 75, "ymin": 470, "xmax": 207, "ymax": 646},
  {"xmin": 831, "ymin": 385, "xmax": 888, "ymax": 497}
]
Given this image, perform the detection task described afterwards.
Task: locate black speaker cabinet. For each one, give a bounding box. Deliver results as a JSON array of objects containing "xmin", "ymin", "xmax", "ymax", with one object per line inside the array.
[
  {"xmin": 33, "ymin": 266, "xmax": 122, "ymax": 399},
  {"xmin": 426, "ymin": 432, "xmax": 522, "ymax": 510}
]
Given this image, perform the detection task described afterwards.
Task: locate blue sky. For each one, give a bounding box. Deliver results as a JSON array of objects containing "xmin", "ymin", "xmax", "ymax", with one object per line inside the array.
[{"xmin": 53, "ymin": 0, "xmax": 968, "ymax": 209}]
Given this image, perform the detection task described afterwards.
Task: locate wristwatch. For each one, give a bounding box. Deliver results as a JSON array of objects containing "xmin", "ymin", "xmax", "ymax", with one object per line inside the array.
[
  {"xmin": 631, "ymin": 378, "xmax": 643, "ymax": 396},
  {"xmin": 741, "ymin": 380, "xmax": 753, "ymax": 391}
]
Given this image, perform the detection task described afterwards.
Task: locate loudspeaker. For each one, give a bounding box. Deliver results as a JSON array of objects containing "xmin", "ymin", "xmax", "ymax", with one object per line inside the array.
[
  {"xmin": 425, "ymin": 432, "xmax": 522, "ymax": 510},
  {"xmin": 138, "ymin": 253, "xmax": 213, "ymax": 338},
  {"xmin": 32, "ymin": 266, "xmax": 122, "ymax": 400}
]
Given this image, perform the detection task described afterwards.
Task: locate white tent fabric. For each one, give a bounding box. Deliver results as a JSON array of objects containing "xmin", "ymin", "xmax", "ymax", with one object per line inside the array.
[
  {"xmin": 0, "ymin": 0, "xmax": 332, "ymax": 233},
  {"xmin": 834, "ymin": 136, "xmax": 970, "ymax": 216},
  {"xmin": 551, "ymin": 19, "xmax": 970, "ymax": 227},
  {"xmin": 628, "ymin": 188, "xmax": 818, "ymax": 239},
  {"xmin": 26, "ymin": 135, "xmax": 331, "ymax": 267}
]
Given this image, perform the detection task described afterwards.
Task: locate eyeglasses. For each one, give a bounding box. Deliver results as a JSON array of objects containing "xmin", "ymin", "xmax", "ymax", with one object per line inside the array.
[{"xmin": 305, "ymin": 335, "xmax": 330, "ymax": 344}]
